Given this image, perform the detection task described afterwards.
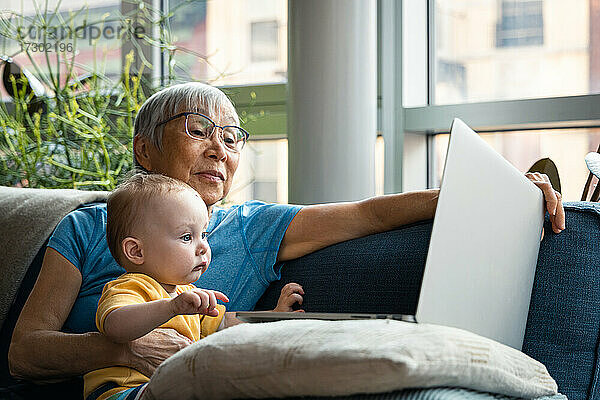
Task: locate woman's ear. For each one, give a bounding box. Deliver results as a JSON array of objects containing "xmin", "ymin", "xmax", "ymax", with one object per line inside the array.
[
  {"xmin": 122, "ymin": 237, "xmax": 144, "ymax": 265},
  {"xmin": 133, "ymin": 135, "xmax": 152, "ymax": 171}
]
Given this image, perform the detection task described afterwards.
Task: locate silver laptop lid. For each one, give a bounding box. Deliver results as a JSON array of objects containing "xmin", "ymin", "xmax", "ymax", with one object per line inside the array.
[{"xmin": 415, "ymin": 118, "xmax": 544, "ymax": 350}]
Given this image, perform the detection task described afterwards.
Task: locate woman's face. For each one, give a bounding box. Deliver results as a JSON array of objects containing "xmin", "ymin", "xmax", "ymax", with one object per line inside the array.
[{"xmin": 135, "ymin": 111, "xmax": 241, "ymax": 208}]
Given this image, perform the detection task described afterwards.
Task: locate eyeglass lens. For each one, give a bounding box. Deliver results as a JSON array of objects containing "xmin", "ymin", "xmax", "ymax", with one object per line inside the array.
[{"xmin": 185, "ymin": 114, "xmax": 245, "ymax": 151}]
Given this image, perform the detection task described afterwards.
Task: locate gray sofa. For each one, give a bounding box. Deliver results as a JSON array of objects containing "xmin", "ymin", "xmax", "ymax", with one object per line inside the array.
[{"xmin": 0, "ymin": 195, "xmax": 598, "ymax": 399}]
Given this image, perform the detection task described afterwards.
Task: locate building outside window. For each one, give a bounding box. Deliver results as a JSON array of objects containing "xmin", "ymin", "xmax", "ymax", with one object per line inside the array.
[
  {"xmin": 0, "ymin": 0, "xmax": 122, "ymax": 99},
  {"xmin": 422, "ymin": 0, "xmax": 600, "ymax": 201},
  {"xmin": 434, "ymin": 0, "xmax": 593, "ymax": 104},
  {"xmin": 251, "ymin": 20, "xmax": 279, "ymax": 63},
  {"xmin": 496, "ymin": 0, "xmax": 544, "ymax": 47},
  {"xmin": 168, "ymin": 0, "xmax": 286, "ymax": 86}
]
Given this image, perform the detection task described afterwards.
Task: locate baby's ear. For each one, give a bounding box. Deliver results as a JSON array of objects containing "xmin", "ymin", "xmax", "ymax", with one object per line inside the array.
[{"xmin": 122, "ymin": 237, "xmax": 144, "ymax": 265}]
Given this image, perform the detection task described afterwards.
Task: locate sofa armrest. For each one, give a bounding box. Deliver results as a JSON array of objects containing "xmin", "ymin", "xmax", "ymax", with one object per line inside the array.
[{"xmin": 523, "ymin": 202, "xmax": 600, "ymax": 400}]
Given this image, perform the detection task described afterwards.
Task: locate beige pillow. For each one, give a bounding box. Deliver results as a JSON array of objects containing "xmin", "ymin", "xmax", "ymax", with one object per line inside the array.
[{"xmin": 142, "ymin": 319, "xmax": 558, "ymax": 400}]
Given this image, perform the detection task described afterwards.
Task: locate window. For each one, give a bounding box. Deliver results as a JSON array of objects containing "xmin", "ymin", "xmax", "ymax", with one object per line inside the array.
[
  {"xmin": 436, "ymin": 60, "xmax": 467, "ymax": 104},
  {"xmin": 167, "ymin": 0, "xmax": 286, "ymax": 86},
  {"xmin": 224, "ymin": 139, "xmax": 288, "ymax": 205},
  {"xmin": 496, "ymin": 0, "xmax": 544, "ymax": 48},
  {"xmin": 251, "ymin": 21, "xmax": 279, "ymax": 63},
  {"xmin": 0, "ymin": 0, "xmax": 294, "ymax": 200},
  {"xmin": 434, "ymin": 0, "xmax": 596, "ymax": 104},
  {"xmin": 398, "ymin": 0, "xmax": 600, "ymax": 201},
  {"xmin": 0, "ymin": 0, "xmax": 122, "ymax": 99}
]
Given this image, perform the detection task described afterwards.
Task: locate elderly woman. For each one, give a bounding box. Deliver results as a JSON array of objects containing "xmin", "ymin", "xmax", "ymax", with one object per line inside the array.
[{"xmin": 8, "ymin": 82, "xmax": 565, "ymax": 386}]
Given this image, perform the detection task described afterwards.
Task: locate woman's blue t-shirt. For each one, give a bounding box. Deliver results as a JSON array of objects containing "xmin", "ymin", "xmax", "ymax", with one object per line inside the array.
[{"xmin": 48, "ymin": 201, "xmax": 302, "ymax": 333}]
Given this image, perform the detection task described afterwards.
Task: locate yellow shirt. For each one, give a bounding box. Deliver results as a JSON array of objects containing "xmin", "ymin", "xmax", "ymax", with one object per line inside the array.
[{"xmin": 83, "ymin": 273, "xmax": 226, "ymax": 400}]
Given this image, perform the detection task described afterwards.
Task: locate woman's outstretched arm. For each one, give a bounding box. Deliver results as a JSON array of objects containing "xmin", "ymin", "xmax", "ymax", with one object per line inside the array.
[
  {"xmin": 277, "ymin": 175, "xmax": 565, "ymax": 263},
  {"xmin": 277, "ymin": 189, "xmax": 440, "ymax": 263}
]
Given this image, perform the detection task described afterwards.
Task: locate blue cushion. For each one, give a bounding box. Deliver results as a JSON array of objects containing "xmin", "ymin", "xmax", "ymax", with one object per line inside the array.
[{"xmin": 523, "ymin": 202, "xmax": 600, "ymax": 400}]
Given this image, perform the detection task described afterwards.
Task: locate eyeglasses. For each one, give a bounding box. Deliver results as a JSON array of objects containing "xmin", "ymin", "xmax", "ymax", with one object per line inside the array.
[{"xmin": 156, "ymin": 112, "xmax": 249, "ymax": 153}]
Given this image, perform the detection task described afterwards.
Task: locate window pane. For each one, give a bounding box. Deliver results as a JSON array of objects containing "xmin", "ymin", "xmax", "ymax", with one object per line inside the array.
[
  {"xmin": 251, "ymin": 21, "xmax": 279, "ymax": 63},
  {"xmin": 223, "ymin": 139, "xmax": 289, "ymax": 205},
  {"xmin": 0, "ymin": 0, "xmax": 122, "ymax": 99},
  {"xmin": 435, "ymin": 0, "xmax": 598, "ymax": 104},
  {"xmin": 168, "ymin": 0, "xmax": 287, "ymax": 85},
  {"xmin": 222, "ymin": 136, "xmax": 386, "ymax": 205},
  {"xmin": 433, "ymin": 129, "xmax": 600, "ymax": 201},
  {"xmin": 402, "ymin": 0, "xmax": 428, "ymax": 107}
]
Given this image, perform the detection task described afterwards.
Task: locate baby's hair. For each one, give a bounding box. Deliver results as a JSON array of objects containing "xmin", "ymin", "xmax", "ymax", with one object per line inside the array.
[{"xmin": 106, "ymin": 172, "xmax": 198, "ymax": 265}]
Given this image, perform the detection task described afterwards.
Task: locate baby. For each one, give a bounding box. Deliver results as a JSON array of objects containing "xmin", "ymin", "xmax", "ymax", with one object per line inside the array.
[{"xmin": 84, "ymin": 173, "xmax": 304, "ymax": 400}]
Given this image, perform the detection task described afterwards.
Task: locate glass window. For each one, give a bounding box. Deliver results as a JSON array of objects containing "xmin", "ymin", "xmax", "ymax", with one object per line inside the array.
[
  {"xmin": 222, "ymin": 139, "xmax": 288, "ymax": 205},
  {"xmin": 0, "ymin": 0, "xmax": 122, "ymax": 99},
  {"xmin": 496, "ymin": 0, "xmax": 544, "ymax": 47},
  {"xmin": 402, "ymin": 0, "xmax": 428, "ymax": 107},
  {"xmin": 435, "ymin": 0, "xmax": 598, "ymax": 104},
  {"xmin": 167, "ymin": 0, "xmax": 287, "ymax": 85},
  {"xmin": 433, "ymin": 128, "xmax": 600, "ymax": 201},
  {"xmin": 251, "ymin": 21, "xmax": 279, "ymax": 63},
  {"xmin": 222, "ymin": 135, "xmax": 386, "ymax": 206}
]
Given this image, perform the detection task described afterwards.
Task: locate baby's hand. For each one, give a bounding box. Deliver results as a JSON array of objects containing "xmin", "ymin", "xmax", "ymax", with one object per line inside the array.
[
  {"xmin": 273, "ymin": 282, "xmax": 305, "ymax": 312},
  {"xmin": 170, "ymin": 289, "xmax": 229, "ymax": 317}
]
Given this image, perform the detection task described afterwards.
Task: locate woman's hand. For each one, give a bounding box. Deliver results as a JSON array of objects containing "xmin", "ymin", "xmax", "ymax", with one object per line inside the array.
[
  {"xmin": 273, "ymin": 282, "xmax": 305, "ymax": 312},
  {"xmin": 125, "ymin": 328, "xmax": 193, "ymax": 377},
  {"xmin": 170, "ymin": 289, "xmax": 229, "ymax": 317},
  {"xmin": 525, "ymin": 172, "xmax": 565, "ymax": 234}
]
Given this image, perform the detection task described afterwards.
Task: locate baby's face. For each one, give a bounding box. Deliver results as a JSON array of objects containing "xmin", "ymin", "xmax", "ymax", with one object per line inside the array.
[{"xmin": 137, "ymin": 189, "xmax": 211, "ymax": 286}]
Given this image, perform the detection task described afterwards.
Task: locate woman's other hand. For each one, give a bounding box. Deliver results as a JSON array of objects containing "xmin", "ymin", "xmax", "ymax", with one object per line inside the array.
[
  {"xmin": 273, "ymin": 282, "xmax": 305, "ymax": 312},
  {"xmin": 125, "ymin": 328, "xmax": 193, "ymax": 377},
  {"xmin": 525, "ymin": 172, "xmax": 565, "ymax": 234}
]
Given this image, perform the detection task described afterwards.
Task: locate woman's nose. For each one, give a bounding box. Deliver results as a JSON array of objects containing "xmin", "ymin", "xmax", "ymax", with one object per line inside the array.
[{"xmin": 205, "ymin": 129, "xmax": 228, "ymax": 161}]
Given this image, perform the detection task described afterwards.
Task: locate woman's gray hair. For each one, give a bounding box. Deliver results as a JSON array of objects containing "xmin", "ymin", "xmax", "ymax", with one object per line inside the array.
[{"xmin": 133, "ymin": 82, "xmax": 239, "ymax": 166}]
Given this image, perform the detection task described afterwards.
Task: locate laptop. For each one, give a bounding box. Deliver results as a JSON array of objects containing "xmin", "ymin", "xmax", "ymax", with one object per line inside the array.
[{"xmin": 236, "ymin": 118, "xmax": 544, "ymax": 350}]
